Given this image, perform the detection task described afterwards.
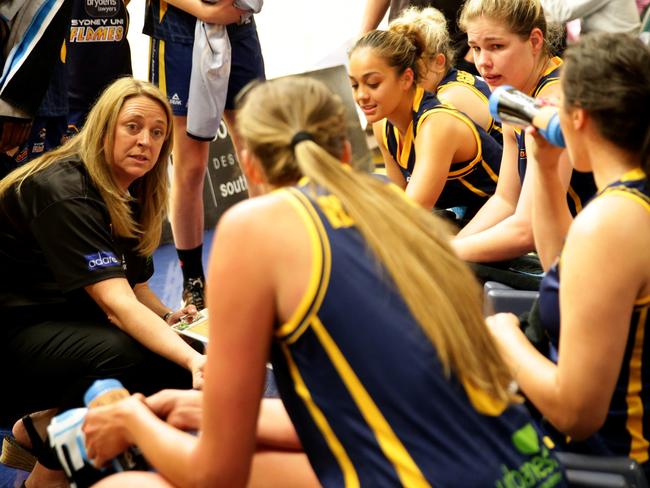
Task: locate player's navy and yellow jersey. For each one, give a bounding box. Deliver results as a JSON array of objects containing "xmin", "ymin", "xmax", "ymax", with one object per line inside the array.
[
  {"xmin": 437, "ymin": 68, "xmax": 503, "ymax": 146},
  {"xmin": 144, "ymin": 0, "xmax": 196, "ymax": 43},
  {"xmin": 539, "ymin": 168, "xmax": 650, "ymax": 470},
  {"xmin": 270, "ymin": 179, "xmax": 566, "ymax": 487},
  {"xmin": 514, "ymin": 57, "xmax": 596, "ymax": 215},
  {"xmin": 381, "ymin": 86, "xmax": 502, "ymax": 218},
  {"xmin": 67, "ymin": 0, "xmax": 132, "ymax": 119}
]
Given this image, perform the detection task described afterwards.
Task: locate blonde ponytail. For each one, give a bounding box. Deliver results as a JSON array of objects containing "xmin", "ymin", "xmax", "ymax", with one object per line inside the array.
[{"xmin": 237, "ymin": 77, "xmax": 517, "ymax": 405}]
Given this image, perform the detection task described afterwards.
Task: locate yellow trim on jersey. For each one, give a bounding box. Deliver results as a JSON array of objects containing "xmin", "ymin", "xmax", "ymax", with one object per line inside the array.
[
  {"xmin": 462, "ymin": 379, "xmax": 507, "ymax": 416},
  {"xmin": 626, "ymin": 306, "xmax": 650, "ymax": 464},
  {"xmin": 395, "ymin": 121, "xmax": 414, "ymax": 170},
  {"xmin": 458, "ymin": 177, "xmax": 489, "ymax": 198},
  {"xmin": 437, "ymin": 79, "xmax": 497, "ymax": 133},
  {"xmin": 310, "ymin": 316, "xmax": 432, "ymax": 488},
  {"xmin": 532, "ymin": 57, "xmax": 563, "ymax": 97},
  {"xmin": 275, "ymin": 189, "xmax": 332, "ymax": 343},
  {"xmin": 417, "ymin": 106, "xmax": 482, "ymax": 178},
  {"xmin": 158, "ymin": 39, "xmax": 167, "ymax": 97},
  {"xmin": 159, "ymin": 0, "xmax": 168, "ymax": 22},
  {"xmin": 635, "ymin": 296, "xmax": 650, "ymax": 307},
  {"xmin": 438, "ymin": 80, "xmax": 488, "ymax": 105},
  {"xmin": 482, "ymin": 160, "xmax": 499, "ymax": 183},
  {"xmin": 281, "ymin": 343, "xmax": 360, "ymax": 488},
  {"xmin": 392, "ymin": 86, "xmax": 425, "ymax": 169},
  {"xmin": 600, "ymin": 186, "xmax": 650, "ymax": 214},
  {"xmin": 380, "ymin": 118, "xmax": 388, "ymax": 153},
  {"xmin": 567, "ymin": 185, "xmax": 583, "ymax": 214},
  {"xmin": 621, "ymin": 168, "xmax": 646, "ymax": 182}
]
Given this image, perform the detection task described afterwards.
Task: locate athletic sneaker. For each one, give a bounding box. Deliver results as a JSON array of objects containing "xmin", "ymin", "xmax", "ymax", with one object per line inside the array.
[{"xmin": 182, "ymin": 277, "xmax": 206, "ymax": 310}]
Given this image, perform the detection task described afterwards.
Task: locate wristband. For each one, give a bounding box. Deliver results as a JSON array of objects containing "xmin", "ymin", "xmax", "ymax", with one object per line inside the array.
[{"xmin": 162, "ymin": 311, "xmax": 174, "ymax": 322}]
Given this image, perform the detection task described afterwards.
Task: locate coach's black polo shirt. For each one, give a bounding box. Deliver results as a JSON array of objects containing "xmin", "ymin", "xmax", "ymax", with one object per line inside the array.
[{"xmin": 0, "ymin": 157, "xmax": 153, "ymax": 324}]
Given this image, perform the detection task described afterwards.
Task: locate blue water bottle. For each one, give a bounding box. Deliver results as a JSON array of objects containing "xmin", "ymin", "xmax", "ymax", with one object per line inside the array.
[
  {"xmin": 84, "ymin": 379, "xmax": 149, "ymax": 472},
  {"xmin": 489, "ymin": 85, "xmax": 565, "ymax": 147}
]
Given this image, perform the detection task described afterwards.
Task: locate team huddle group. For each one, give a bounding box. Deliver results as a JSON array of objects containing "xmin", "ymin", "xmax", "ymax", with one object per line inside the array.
[{"xmin": 0, "ymin": 0, "xmax": 649, "ymax": 486}]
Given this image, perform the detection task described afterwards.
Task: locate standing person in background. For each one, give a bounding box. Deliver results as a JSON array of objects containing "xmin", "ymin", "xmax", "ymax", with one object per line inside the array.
[
  {"xmin": 360, "ymin": 0, "xmax": 478, "ymax": 75},
  {"xmin": 541, "ymin": 0, "xmax": 640, "ymax": 36},
  {"xmin": 451, "ymin": 0, "xmax": 596, "ymax": 289},
  {"xmin": 488, "ymin": 33, "xmax": 650, "ymax": 475},
  {"xmin": 144, "ymin": 0, "xmax": 265, "ymax": 310}
]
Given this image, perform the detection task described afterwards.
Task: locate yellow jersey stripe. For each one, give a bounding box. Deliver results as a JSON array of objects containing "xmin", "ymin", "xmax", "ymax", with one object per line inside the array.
[
  {"xmin": 281, "ymin": 343, "xmax": 360, "ymax": 488},
  {"xmin": 310, "ymin": 316, "xmax": 431, "ymax": 488},
  {"xmin": 457, "ymin": 177, "xmax": 489, "ymax": 197},
  {"xmin": 158, "ymin": 39, "xmax": 167, "ymax": 97},
  {"xmin": 620, "ymin": 168, "xmax": 646, "ymax": 182},
  {"xmin": 481, "ymin": 159, "xmax": 499, "ymax": 183},
  {"xmin": 635, "ymin": 296, "xmax": 650, "ymax": 307},
  {"xmin": 567, "ymin": 185, "xmax": 583, "ymax": 214},
  {"xmin": 275, "ymin": 189, "xmax": 332, "ymax": 342},
  {"xmin": 416, "ymin": 106, "xmax": 482, "ymax": 178},
  {"xmin": 626, "ymin": 306, "xmax": 650, "ymax": 464},
  {"xmin": 159, "ymin": 0, "xmax": 167, "ymax": 21},
  {"xmin": 601, "ymin": 187, "xmax": 650, "ymax": 213}
]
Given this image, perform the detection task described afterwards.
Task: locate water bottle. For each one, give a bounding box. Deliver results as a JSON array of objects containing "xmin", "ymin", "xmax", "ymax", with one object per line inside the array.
[
  {"xmin": 489, "ymin": 85, "xmax": 565, "ymax": 147},
  {"xmin": 84, "ymin": 379, "xmax": 149, "ymax": 472}
]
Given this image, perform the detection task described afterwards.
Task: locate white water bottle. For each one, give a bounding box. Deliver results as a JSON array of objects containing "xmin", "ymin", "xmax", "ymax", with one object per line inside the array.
[{"xmin": 489, "ymin": 85, "xmax": 565, "ymax": 147}]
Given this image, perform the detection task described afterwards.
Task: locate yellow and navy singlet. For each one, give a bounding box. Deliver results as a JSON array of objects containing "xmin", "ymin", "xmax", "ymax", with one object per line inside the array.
[
  {"xmin": 382, "ymin": 86, "xmax": 502, "ymax": 218},
  {"xmin": 514, "ymin": 57, "xmax": 597, "ymax": 215},
  {"xmin": 539, "ymin": 169, "xmax": 650, "ymax": 471},
  {"xmin": 270, "ymin": 179, "xmax": 566, "ymax": 487},
  {"xmin": 144, "ymin": 0, "xmax": 195, "ymax": 43},
  {"xmin": 437, "ymin": 68, "xmax": 503, "ymax": 146}
]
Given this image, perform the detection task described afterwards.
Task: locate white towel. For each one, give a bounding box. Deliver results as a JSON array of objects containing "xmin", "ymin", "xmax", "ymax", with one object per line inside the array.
[{"xmin": 186, "ymin": 0, "xmax": 263, "ymax": 140}]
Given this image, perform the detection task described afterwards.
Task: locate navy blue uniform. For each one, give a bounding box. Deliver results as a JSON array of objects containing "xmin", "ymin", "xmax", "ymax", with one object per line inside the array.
[
  {"xmin": 437, "ymin": 68, "xmax": 503, "ymax": 146},
  {"xmin": 270, "ymin": 180, "xmax": 565, "ymax": 487},
  {"xmin": 67, "ymin": 0, "xmax": 132, "ymax": 128},
  {"xmin": 382, "ymin": 86, "xmax": 502, "ymax": 218},
  {"xmin": 514, "ymin": 57, "xmax": 596, "ymax": 215},
  {"xmin": 539, "ymin": 168, "xmax": 650, "ymax": 471},
  {"xmin": 145, "ymin": 0, "xmax": 265, "ymax": 116}
]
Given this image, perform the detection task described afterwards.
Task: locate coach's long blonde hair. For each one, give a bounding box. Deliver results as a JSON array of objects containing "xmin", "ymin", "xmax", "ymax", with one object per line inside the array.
[
  {"xmin": 237, "ymin": 77, "xmax": 516, "ymax": 406},
  {"xmin": 0, "ymin": 77, "xmax": 173, "ymax": 256}
]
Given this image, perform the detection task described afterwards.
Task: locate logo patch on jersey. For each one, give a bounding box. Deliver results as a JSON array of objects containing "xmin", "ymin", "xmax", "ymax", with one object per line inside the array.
[
  {"xmin": 494, "ymin": 423, "xmax": 563, "ymax": 487},
  {"xmin": 85, "ymin": 251, "xmax": 120, "ymax": 270},
  {"xmin": 85, "ymin": 0, "xmax": 119, "ymax": 17},
  {"xmin": 170, "ymin": 93, "xmax": 182, "ymax": 106}
]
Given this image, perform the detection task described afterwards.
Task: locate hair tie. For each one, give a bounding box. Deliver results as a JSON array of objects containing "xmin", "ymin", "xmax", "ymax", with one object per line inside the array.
[{"xmin": 290, "ymin": 131, "xmax": 314, "ymax": 149}]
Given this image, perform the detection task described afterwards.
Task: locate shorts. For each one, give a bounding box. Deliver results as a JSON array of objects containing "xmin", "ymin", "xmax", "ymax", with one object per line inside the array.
[{"xmin": 149, "ymin": 18, "xmax": 265, "ymax": 116}]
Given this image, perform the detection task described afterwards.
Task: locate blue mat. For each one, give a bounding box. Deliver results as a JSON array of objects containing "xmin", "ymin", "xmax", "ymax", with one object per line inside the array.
[{"xmin": 0, "ymin": 429, "xmax": 28, "ymax": 488}]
